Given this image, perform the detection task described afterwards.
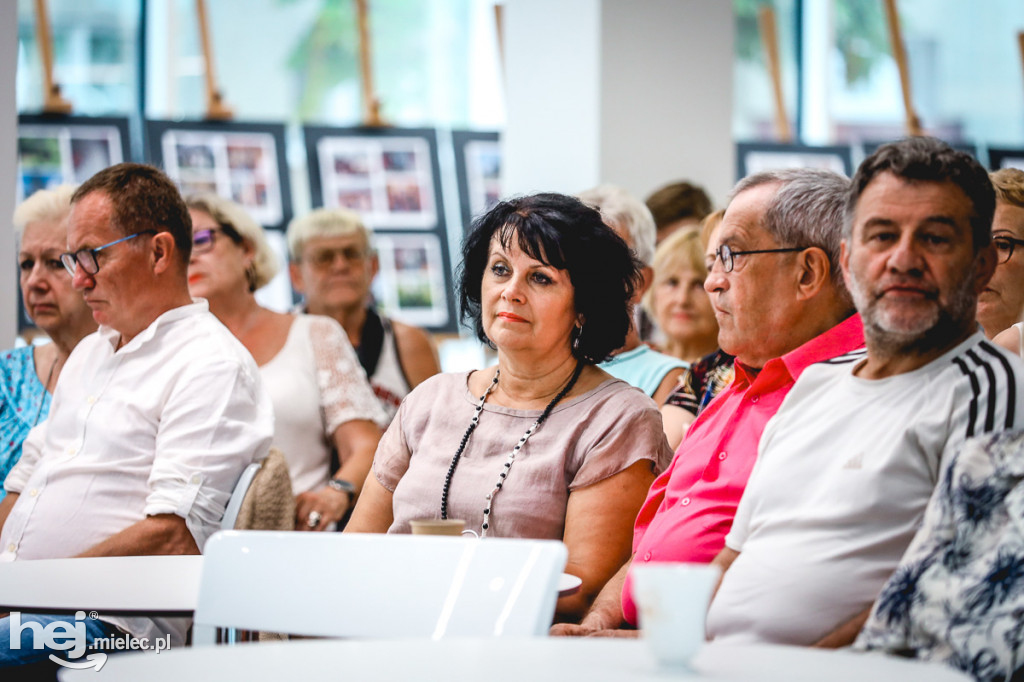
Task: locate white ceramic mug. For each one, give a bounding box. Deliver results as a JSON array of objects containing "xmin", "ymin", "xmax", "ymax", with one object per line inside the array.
[{"xmin": 632, "ymin": 562, "xmax": 721, "ymax": 669}]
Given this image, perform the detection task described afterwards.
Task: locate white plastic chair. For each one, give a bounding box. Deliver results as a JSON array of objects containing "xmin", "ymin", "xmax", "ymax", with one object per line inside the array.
[
  {"xmin": 192, "ymin": 530, "xmax": 568, "ymax": 645},
  {"xmin": 219, "ymin": 461, "xmax": 262, "ymax": 531}
]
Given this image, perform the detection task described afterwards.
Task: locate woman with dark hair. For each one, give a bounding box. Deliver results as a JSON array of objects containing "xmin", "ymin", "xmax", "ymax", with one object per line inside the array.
[{"xmin": 346, "ymin": 193, "xmax": 672, "ymax": 621}]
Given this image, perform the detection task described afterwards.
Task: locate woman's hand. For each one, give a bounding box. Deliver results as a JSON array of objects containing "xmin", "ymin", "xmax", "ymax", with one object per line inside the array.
[{"xmin": 294, "ymin": 486, "xmax": 351, "ymax": 531}]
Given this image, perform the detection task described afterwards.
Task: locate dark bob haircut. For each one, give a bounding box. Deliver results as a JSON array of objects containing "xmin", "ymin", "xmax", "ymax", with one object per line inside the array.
[
  {"xmin": 846, "ymin": 137, "xmax": 995, "ymax": 251},
  {"xmin": 458, "ymin": 192, "xmax": 642, "ymax": 364}
]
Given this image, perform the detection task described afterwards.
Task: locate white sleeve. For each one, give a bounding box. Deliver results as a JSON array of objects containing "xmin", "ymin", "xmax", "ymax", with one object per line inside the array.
[
  {"xmin": 144, "ymin": 354, "xmax": 273, "ymax": 551},
  {"xmin": 3, "ymin": 422, "xmax": 46, "ymax": 494},
  {"xmin": 308, "ymin": 315, "xmax": 388, "ymax": 431}
]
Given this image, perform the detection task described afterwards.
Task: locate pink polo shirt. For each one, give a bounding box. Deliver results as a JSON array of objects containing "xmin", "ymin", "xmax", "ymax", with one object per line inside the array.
[{"xmin": 621, "ymin": 314, "xmax": 864, "ymax": 625}]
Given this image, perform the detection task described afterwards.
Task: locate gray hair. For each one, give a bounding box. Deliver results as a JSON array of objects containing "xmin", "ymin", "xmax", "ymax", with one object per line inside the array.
[
  {"xmin": 185, "ymin": 194, "xmax": 279, "ymax": 289},
  {"xmin": 730, "ymin": 168, "xmax": 851, "ymax": 298},
  {"xmin": 577, "ymin": 184, "xmax": 656, "ymax": 265},
  {"xmin": 13, "ymin": 185, "xmax": 77, "ymax": 236},
  {"xmin": 286, "ymin": 207, "xmax": 373, "ymax": 262}
]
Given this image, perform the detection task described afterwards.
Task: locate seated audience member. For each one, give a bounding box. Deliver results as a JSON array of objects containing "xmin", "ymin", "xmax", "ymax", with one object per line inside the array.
[
  {"xmin": 982, "ymin": 168, "xmax": 1024, "ymax": 351},
  {"xmin": 2, "ymin": 186, "xmax": 96, "ymax": 496},
  {"xmin": 552, "ymin": 168, "xmax": 862, "ymax": 636},
  {"xmin": 287, "ymin": 208, "xmax": 440, "ymax": 423},
  {"xmin": 855, "ymin": 428, "xmax": 1024, "ymax": 681},
  {"xmin": 645, "ymin": 179, "xmax": 714, "ymax": 244},
  {"xmin": 186, "ymin": 194, "xmax": 384, "ymax": 531},
  {"xmin": 578, "ymin": 185, "xmax": 687, "ymax": 406},
  {"xmin": 645, "ymin": 213, "xmax": 721, "ymax": 364},
  {"xmin": 706, "ymin": 137, "xmax": 1024, "ymax": 648},
  {"xmin": 652, "ymin": 211, "xmax": 727, "ymax": 449},
  {"xmin": 0, "ymin": 164, "xmax": 273, "ymax": 671},
  {"xmin": 345, "ymin": 193, "xmax": 673, "ymax": 622}
]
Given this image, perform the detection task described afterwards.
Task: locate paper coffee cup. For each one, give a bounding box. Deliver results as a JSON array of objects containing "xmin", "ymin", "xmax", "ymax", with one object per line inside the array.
[
  {"xmin": 633, "ymin": 563, "xmax": 720, "ymax": 669},
  {"xmin": 409, "ymin": 518, "xmax": 466, "ymax": 536}
]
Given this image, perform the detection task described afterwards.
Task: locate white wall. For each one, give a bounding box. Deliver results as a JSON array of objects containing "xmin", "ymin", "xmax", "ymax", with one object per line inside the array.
[
  {"xmin": 503, "ymin": 0, "xmax": 734, "ymax": 207},
  {"xmin": 1, "ymin": 2, "xmax": 18, "ymax": 347}
]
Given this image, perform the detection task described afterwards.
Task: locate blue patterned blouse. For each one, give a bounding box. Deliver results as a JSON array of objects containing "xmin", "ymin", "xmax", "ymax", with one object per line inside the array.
[
  {"xmin": 0, "ymin": 346, "xmax": 50, "ymax": 500},
  {"xmin": 856, "ymin": 428, "xmax": 1024, "ymax": 681}
]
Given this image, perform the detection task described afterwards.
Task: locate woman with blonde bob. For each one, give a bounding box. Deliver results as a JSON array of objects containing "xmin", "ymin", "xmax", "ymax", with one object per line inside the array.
[
  {"xmin": 1, "ymin": 186, "xmax": 97, "ymax": 496},
  {"xmin": 643, "ymin": 213, "xmax": 721, "ymax": 364},
  {"xmin": 185, "ymin": 194, "xmax": 385, "ymax": 531}
]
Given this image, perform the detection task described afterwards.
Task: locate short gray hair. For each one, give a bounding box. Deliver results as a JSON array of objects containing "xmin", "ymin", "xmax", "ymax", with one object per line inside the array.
[
  {"xmin": 730, "ymin": 168, "xmax": 851, "ymax": 298},
  {"xmin": 286, "ymin": 207, "xmax": 373, "ymax": 262},
  {"xmin": 13, "ymin": 185, "xmax": 77, "ymax": 236},
  {"xmin": 185, "ymin": 194, "xmax": 279, "ymax": 289},
  {"xmin": 577, "ymin": 184, "xmax": 656, "ymax": 265}
]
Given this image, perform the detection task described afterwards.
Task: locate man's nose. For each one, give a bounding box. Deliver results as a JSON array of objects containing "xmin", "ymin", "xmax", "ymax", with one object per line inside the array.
[
  {"xmin": 888, "ymin": 234, "xmax": 926, "ymax": 273},
  {"xmin": 71, "ymin": 266, "xmax": 93, "ymax": 290}
]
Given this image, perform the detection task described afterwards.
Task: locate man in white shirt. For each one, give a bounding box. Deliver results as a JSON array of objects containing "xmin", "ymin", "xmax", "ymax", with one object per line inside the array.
[
  {"xmin": 706, "ymin": 137, "xmax": 1024, "ymax": 648},
  {"xmin": 0, "ymin": 163, "xmax": 273, "ymax": 672}
]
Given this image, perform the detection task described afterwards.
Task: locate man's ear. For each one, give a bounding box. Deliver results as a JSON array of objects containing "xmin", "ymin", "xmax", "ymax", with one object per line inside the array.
[
  {"xmin": 839, "ymin": 239, "xmax": 851, "ymax": 289},
  {"xmin": 289, "ymin": 261, "xmax": 306, "ymax": 294},
  {"xmin": 369, "ymin": 252, "xmax": 380, "ymax": 279},
  {"xmin": 794, "ymin": 246, "xmax": 831, "ymax": 300},
  {"xmin": 973, "ymin": 242, "xmax": 997, "ymax": 294},
  {"xmin": 151, "ymin": 232, "xmax": 176, "ymax": 275}
]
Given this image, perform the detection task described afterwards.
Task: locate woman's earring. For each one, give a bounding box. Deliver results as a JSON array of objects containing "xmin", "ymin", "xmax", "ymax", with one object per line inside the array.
[
  {"xmin": 572, "ymin": 323, "xmax": 584, "ymax": 352},
  {"xmin": 245, "ymin": 262, "xmax": 258, "ymax": 292}
]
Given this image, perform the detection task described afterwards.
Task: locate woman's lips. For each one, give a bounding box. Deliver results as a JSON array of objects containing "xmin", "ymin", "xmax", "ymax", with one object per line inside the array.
[{"xmin": 497, "ymin": 312, "xmax": 527, "ymax": 322}]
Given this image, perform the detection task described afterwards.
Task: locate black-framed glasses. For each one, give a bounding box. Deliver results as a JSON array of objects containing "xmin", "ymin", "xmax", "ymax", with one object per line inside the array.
[
  {"xmin": 60, "ymin": 230, "xmax": 155, "ymax": 276},
  {"xmin": 710, "ymin": 244, "xmax": 809, "ymax": 273},
  {"xmin": 993, "ymin": 235, "xmax": 1024, "ymax": 265}
]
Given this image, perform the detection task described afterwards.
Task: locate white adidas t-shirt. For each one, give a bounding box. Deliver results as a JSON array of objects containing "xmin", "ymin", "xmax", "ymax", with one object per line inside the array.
[{"xmin": 706, "ymin": 332, "xmax": 1024, "ymax": 646}]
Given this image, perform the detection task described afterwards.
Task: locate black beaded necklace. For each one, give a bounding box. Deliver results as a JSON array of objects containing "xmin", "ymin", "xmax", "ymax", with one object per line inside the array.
[{"xmin": 441, "ymin": 361, "xmax": 584, "ymax": 537}]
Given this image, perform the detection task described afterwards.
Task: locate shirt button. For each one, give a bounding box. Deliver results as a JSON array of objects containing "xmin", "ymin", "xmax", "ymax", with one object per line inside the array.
[
  {"xmin": 751, "ymin": 395, "xmax": 759, "ymax": 403},
  {"xmin": 643, "ymin": 552, "xmax": 652, "ymax": 561},
  {"xmin": 718, "ymin": 452, "xmax": 727, "ymax": 461},
  {"xmin": 29, "ymin": 489, "xmax": 38, "ymax": 497},
  {"xmin": 66, "ymin": 447, "xmax": 76, "ymax": 456},
  {"xmin": 86, "ymin": 396, "xmax": 97, "ymax": 405},
  {"xmin": 6, "ymin": 544, "xmax": 14, "ymax": 552},
  {"xmin": 681, "ymin": 497, "xmax": 691, "ymax": 506},
  {"xmin": 190, "ymin": 474, "xmax": 202, "ymax": 485}
]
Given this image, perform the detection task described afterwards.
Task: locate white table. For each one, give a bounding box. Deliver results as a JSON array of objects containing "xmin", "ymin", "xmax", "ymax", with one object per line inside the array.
[
  {"xmin": 0, "ymin": 555, "xmax": 202, "ymax": 617},
  {"xmin": 0, "ymin": 556, "xmax": 573, "ymax": 617},
  {"xmin": 58, "ymin": 637, "xmax": 971, "ymax": 682}
]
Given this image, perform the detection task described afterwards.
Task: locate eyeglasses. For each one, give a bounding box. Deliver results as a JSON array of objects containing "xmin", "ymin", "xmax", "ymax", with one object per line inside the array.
[
  {"xmin": 709, "ymin": 244, "xmax": 809, "ymax": 273},
  {"xmin": 193, "ymin": 228, "xmax": 218, "ymax": 254},
  {"xmin": 60, "ymin": 231, "xmax": 156, "ymax": 276},
  {"xmin": 306, "ymin": 246, "xmax": 368, "ymax": 269},
  {"xmin": 993, "ymin": 235, "xmax": 1024, "ymax": 264}
]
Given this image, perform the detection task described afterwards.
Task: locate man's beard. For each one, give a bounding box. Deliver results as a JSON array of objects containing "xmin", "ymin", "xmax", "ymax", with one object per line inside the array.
[{"xmin": 848, "ymin": 262, "xmax": 978, "ymax": 356}]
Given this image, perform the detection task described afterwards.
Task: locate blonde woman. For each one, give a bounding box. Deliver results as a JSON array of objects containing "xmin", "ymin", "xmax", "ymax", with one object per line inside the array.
[{"xmin": 185, "ymin": 194, "xmax": 385, "ymax": 531}]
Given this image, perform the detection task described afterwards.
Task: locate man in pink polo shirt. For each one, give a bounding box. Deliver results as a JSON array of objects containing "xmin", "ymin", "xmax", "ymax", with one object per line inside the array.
[{"xmin": 552, "ymin": 167, "xmax": 864, "ymax": 635}]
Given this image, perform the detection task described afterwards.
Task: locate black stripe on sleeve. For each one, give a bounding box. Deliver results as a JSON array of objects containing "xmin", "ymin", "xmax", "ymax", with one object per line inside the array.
[
  {"xmin": 979, "ymin": 341, "xmax": 1018, "ymax": 430},
  {"xmin": 953, "ymin": 356, "xmax": 979, "ymax": 438},
  {"xmin": 965, "ymin": 349, "xmax": 997, "ymax": 432}
]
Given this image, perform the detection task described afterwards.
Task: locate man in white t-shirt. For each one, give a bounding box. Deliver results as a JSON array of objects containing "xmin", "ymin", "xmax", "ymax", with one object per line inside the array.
[
  {"xmin": 0, "ymin": 164, "xmax": 273, "ymax": 673},
  {"xmin": 706, "ymin": 137, "xmax": 1024, "ymax": 648}
]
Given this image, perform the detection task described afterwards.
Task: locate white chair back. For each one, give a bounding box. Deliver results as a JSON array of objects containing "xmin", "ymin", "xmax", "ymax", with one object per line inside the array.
[
  {"xmin": 192, "ymin": 530, "xmax": 567, "ymax": 644},
  {"xmin": 220, "ymin": 462, "xmax": 262, "ymax": 531}
]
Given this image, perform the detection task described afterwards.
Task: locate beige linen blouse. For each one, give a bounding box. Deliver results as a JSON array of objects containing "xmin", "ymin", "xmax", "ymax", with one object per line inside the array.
[{"xmin": 374, "ymin": 371, "xmax": 673, "ymax": 538}]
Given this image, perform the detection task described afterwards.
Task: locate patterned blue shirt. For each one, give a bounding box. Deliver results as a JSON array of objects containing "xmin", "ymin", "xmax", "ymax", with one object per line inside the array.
[
  {"xmin": 0, "ymin": 346, "xmax": 50, "ymax": 500},
  {"xmin": 856, "ymin": 428, "xmax": 1024, "ymax": 681}
]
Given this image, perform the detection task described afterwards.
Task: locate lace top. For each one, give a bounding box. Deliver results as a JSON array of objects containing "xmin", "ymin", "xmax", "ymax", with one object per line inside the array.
[
  {"xmin": 0, "ymin": 346, "xmax": 49, "ymax": 500},
  {"xmin": 260, "ymin": 315, "xmax": 387, "ymax": 495}
]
